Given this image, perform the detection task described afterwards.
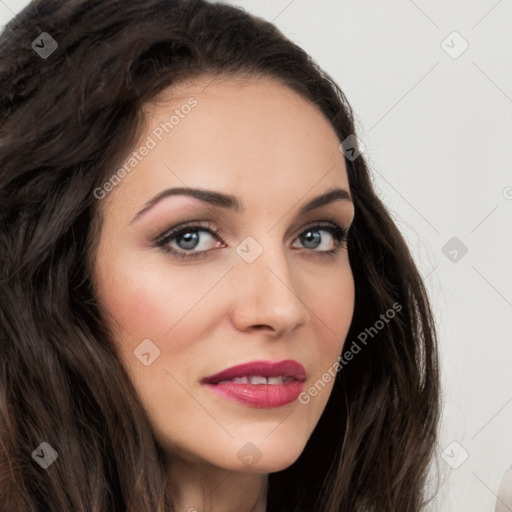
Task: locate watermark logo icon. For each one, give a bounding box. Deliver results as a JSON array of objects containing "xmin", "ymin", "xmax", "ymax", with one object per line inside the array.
[
  {"xmin": 441, "ymin": 441, "xmax": 469, "ymax": 469},
  {"xmin": 441, "ymin": 31, "xmax": 469, "ymax": 59},
  {"xmin": 442, "ymin": 236, "xmax": 468, "ymax": 263},
  {"xmin": 32, "ymin": 32, "xmax": 58, "ymax": 59},
  {"xmin": 338, "ymin": 134, "xmax": 365, "ymax": 161},
  {"xmin": 237, "ymin": 442, "xmax": 262, "ymax": 467},
  {"xmin": 134, "ymin": 338, "xmax": 161, "ymax": 366},
  {"xmin": 236, "ymin": 236, "xmax": 263, "ymax": 264},
  {"xmin": 32, "ymin": 442, "xmax": 58, "ymax": 469}
]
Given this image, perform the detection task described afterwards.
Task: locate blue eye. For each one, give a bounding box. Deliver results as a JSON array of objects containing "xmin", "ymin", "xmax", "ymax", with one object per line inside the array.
[
  {"xmin": 292, "ymin": 224, "xmax": 348, "ymax": 254},
  {"xmin": 155, "ymin": 222, "xmax": 222, "ymax": 260},
  {"xmin": 154, "ymin": 220, "xmax": 349, "ymax": 261}
]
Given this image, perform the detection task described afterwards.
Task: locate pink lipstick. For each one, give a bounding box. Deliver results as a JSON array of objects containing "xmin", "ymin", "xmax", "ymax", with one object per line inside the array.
[{"xmin": 201, "ymin": 359, "xmax": 306, "ymax": 408}]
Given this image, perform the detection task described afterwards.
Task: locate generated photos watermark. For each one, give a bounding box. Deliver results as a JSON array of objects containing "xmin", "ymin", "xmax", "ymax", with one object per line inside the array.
[
  {"xmin": 94, "ymin": 97, "xmax": 198, "ymax": 200},
  {"xmin": 299, "ymin": 302, "xmax": 402, "ymax": 404}
]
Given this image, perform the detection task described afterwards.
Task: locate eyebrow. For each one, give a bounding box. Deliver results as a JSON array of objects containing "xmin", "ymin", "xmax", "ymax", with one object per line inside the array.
[{"xmin": 131, "ymin": 186, "xmax": 352, "ymax": 224}]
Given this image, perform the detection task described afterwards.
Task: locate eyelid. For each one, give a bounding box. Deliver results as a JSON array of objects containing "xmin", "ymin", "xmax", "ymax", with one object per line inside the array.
[
  {"xmin": 153, "ymin": 217, "xmax": 349, "ymax": 263},
  {"xmin": 153, "ymin": 220, "xmax": 220, "ymax": 245},
  {"xmin": 153, "ymin": 216, "xmax": 350, "ymax": 246}
]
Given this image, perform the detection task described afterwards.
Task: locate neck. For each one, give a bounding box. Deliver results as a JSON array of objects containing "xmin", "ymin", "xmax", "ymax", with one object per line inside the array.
[{"xmin": 168, "ymin": 457, "xmax": 268, "ymax": 512}]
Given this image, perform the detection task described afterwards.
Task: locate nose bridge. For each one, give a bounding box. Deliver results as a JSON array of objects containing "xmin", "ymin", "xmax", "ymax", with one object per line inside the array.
[{"xmin": 230, "ymin": 232, "xmax": 309, "ymax": 332}]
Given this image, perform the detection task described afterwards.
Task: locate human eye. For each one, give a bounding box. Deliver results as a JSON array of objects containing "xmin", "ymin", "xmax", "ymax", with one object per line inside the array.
[
  {"xmin": 153, "ymin": 221, "xmax": 225, "ymax": 261},
  {"xmin": 153, "ymin": 218, "xmax": 349, "ymax": 262},
  {"xmin": 292, "ymin": 220, "xmax": 349, "ymax": 260}
]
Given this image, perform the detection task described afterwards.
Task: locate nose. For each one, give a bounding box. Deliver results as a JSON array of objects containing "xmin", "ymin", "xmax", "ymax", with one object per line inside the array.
[{"xmin": 229, "ymin": 243, "xmax": 310, "ymax": 337}]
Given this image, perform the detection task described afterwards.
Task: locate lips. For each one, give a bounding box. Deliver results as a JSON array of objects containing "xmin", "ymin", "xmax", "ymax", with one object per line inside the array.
[
  {"xmin": 201, "ymin": 359, "xmax": 307, "ymax": 408},
  {"xmin": 201, "ymin": 359, "xmax": 307, "ymax": 384}
]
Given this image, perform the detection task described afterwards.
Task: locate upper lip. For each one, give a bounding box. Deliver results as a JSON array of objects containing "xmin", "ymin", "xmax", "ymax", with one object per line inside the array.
[{"xmin": 201, "ymin": 359, "xmax": 307, "ymax": 384}]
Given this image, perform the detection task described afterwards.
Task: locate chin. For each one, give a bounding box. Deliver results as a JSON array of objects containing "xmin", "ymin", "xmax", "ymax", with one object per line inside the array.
[{"xmin": 227, "ymin": 436, "xmax": 307, "ymax": 474}]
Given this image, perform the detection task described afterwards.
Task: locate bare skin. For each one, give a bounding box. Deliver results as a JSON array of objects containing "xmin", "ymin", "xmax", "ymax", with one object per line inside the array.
[{"xmin": 92, "ymin": 75, "xmax": 355, "ymax": 512}]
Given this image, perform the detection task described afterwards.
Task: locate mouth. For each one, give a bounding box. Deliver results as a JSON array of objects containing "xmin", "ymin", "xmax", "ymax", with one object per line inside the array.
[{"xmin": 200, "ymin": 359, "xmax": 307, "ymax": 408}]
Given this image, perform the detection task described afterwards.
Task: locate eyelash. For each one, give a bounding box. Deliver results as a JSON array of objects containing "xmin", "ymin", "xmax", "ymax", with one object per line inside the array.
[{"xmin": 154, "ymin": 219, "xmax": 349, "ymax": 261}]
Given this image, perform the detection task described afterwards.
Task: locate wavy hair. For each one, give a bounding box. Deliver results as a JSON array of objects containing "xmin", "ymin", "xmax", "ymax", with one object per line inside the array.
[{"xmin": 0, "ymin": 0, "xmax": 441, "ymax": 510}]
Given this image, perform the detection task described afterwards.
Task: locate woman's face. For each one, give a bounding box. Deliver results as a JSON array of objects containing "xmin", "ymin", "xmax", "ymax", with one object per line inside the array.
[{"xmin": 92, "ymin": 75, "xmax": 355, "ymax": 474}]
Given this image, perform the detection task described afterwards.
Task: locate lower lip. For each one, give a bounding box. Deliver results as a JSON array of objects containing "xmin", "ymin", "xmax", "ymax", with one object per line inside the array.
[{"xmin": 202, "ymin": 379, "xmax": 305, "ymax": 408}]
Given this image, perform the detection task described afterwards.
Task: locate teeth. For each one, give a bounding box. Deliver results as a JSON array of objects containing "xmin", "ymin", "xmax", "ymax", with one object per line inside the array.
[
  {"xmin": 216, "ymin": 375, "xmax": 289, "ymax": 385},
  {"xmin": 249, "ymin": 375, "xmax": 268, "ymax": 385}
]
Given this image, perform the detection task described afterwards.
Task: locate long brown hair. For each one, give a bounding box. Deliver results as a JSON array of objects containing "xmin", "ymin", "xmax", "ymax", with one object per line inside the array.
[{"xmin": 0, "ymin": 0, "xmax": 441, "ymax": 510}]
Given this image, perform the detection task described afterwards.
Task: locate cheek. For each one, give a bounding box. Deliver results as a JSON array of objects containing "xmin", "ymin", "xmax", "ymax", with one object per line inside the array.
[
  {"xmin": 314, "ymin": 265, "xmax": 354, "ymax": 335},
  {"xmin": 96, "ymin": 267, "xmax": 171, "ymax": 338},
  {"xmin": 301, "ymin": 270, "xmax": 353, "ymax": 417},
  {"xmin": 94, "ymin": 254, "xmax": 223, "ymax": 362},
  {"xmin": 309, "ymin": 266, "xmax": 355, "ymax": 371}
]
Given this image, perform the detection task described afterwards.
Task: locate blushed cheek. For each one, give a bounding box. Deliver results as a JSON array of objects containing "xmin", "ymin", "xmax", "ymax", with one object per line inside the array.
[
  {"xmin": 103, "ymin": 277, "xmax": 173, "ymax": 339},
  {"xmin": 322, "ymin": 269, "xmax": 354, "ymax": 328},
  {"xmin": 322, "ymin": 272, "xmax": 355, "ymax": 359},
  {"xmin": 97, "ymin": 265, "xmax": 210, "ymax": 365},
  {"xmin": 93, "ymin": 255, "xmax": 164, "ymax": 337}
]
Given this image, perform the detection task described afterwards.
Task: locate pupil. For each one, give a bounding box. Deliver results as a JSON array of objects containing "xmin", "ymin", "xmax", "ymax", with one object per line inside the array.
[
  {"xmin": 303, "ymin": 230, "xmax": 320, "ymax": 249},
  {"xmin": 178, "ymin": 231, "xmax": 199, "ymax": 250}
]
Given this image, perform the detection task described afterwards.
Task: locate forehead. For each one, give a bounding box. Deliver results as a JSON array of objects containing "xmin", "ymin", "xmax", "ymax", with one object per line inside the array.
[{"xmin": 101, "ymin": 75, "xmax": 350, "ymax": 216}]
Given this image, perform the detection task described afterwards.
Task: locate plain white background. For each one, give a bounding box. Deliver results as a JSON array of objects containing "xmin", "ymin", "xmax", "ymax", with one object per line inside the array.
[{"xmin": 1, "ymin": 1, "xmax": 511, "ymax": 511}]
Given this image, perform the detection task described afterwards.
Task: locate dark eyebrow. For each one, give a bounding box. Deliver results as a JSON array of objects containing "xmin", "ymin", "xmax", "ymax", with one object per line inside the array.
[
  {"xmin": 131, "ymin": 186, "xmax": 352, "ymax": 224},
  {"xmin": 297, "ymin": 187, "xmax": 352, "ymax": 215}
]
